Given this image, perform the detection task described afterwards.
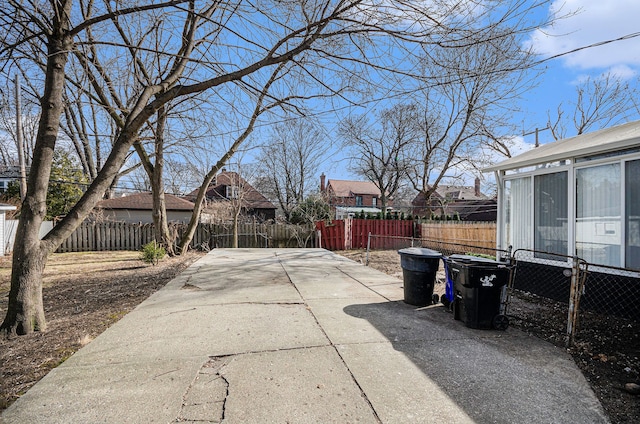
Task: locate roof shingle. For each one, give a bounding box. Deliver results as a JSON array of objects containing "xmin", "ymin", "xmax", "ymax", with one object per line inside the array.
[
  {"xmin": 96, "ymin": 192, "xmax": 195, "ymax": 211},
  {"xmin": 185, "ymin": 171, "xmax": 276, "ymax": 210},
  {"xmin": 326, "ymin": 179, "xmax": 381, "ymax": 197}
]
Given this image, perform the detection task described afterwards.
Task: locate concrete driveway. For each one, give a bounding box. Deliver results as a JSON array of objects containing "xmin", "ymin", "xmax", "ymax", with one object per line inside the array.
[{"xmin": 1, "ymin": 249, "xmax": 608, "ymax": 423}]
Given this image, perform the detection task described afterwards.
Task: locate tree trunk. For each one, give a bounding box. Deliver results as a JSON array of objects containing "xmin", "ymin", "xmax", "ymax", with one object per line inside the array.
[
  {"xmin": 233, "ymin": 208, "xmax": 240, "ymax": 248},
  {"xmin": 150, "ymin": 106, "xmax": 174, "ymax": 255},
  {"xmin": 3, "ymin": 236, "xmax": 49, "ymax": 334},
  {"xmin": 176, "ymin": 64, "xmax": 285, "ymax": 254},
  {"xmin": 1, "ymin": 1, "xmax": 73, "ymax": 334}
]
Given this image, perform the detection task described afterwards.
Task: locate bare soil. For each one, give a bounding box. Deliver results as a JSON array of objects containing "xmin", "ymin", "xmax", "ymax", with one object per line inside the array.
[
  {"xmin": 337, "ymin": 249, "xmax": 640, "ymax": 424},
  {"xmin": 0, "ymin": 250, "xmax": 204, "ymax": 410}
]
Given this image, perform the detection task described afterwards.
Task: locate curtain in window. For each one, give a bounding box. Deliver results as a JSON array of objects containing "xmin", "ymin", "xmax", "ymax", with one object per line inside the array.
[
  {"xmin": 534, "ymin": 172, "xmax": 568, "ymax": 256},
  {"xmin": 505, "ymin": 177, "xmax": 532, "ymax": 251},
  {"xmin": 626, "ymin": 160, "xmax": 640, "ymax": 269},
  {"xmin": 576, "ymin": 164, "xmax": 621, "ymax": 267}
]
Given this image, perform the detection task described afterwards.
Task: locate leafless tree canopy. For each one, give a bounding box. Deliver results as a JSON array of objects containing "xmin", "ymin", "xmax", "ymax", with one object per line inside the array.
[
  {"xmin": 339, "ymin": 103, "xmax": 418, "ymax": 211},
  {"xmin": 547, "ymin": 74, "xmax": 639, "ymax": 141},
  {"xmin": 257, "ymin": 119, "xmax": 328, "ymax": 221},
  {"xmin": 1, "ymin": 0, "xmax": 553, "ymax": 334}
]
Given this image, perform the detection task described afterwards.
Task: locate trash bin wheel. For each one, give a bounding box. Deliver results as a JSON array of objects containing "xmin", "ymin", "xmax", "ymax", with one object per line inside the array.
[
  {"xmin": 453, "ymin": 299, "xmax": 460, "ymax": 320},
  {"xmin": 432, "ymin": 293, "xmax": 440, "ymax": 305},
  {"xmin": 441, "ymin": 296, "xmax": 451, "ymax": 309},
  {"xmin": 492, "ymin": 314, "xmax": 509, "ymax": 331}
]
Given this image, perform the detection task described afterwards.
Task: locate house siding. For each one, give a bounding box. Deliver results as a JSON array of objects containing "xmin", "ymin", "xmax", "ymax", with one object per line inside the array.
[
  {"xmin": 101, "ymin": 210, "xmax": 193, "ymax": 224},
  {"xmin": 329, "ymin": 193, "xmax": 379, "ymax": 208},
  {"xmin": 0, "ymin": 211, "xmax": 5, "ymax": 256}
]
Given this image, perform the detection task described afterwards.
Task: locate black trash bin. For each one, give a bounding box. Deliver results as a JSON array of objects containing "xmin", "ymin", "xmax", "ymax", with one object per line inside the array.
[
  {"xmin": 398, "ymin": 247, "xmax": 442, "ymax": 306},
  {"xmin": 447, "ymin": 255, "xmax": 511, "ymax": 330}
]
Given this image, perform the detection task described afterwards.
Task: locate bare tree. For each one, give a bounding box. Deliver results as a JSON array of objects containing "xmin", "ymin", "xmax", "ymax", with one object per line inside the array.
[
  {"xmin": 0, "ymin": 0, "xmax": 553, "ymax": 336},
  {"xmin": 547, "ymin": 74, "xmax": 638, "ymax": 141},
  {"xmin": 0, "ymin": 79, "xmax": 38, "ymax": 168},
  {"xmin": 258, "ymin": 119, "xmax": 328, "ymax": 222},
  {"xmin": 339, "ymin": 103, "xmax": 418, "ymax": 212},
  {"xmin": 176, "ymin": 63, "xmax": 290, "ymax": 253},
  {"xmin": 407, "ymin": 21, "xmax": 536, "ymax": 203},
  {"xmin": 226, "ymin": 167, "xmax": 251, "ymax": 248}
]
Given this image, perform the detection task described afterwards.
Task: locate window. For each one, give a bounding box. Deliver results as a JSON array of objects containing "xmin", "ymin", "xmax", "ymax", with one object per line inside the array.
[
  {"xmin": 504, "ymin": 177, "xmax": 532, "ymax": 250},
  {"xmin": 576, "ymin": 164, "xmax": 621, "ymax": 267},
  {"xmin": 355, "ymin": 195, "xmax": 363, "ymax": 206},
  {"xmin": 626, "ymin": 160, "xmax": 640, "ymax": 269},
  {"xmin": 226, "ymin": 185, "xmax": 239, "ymax": 199},
  {"xmin": 0, "ymin": 181, "xmax": 5, "ymax": 193},
  {"xmin": 534, "ymin": 172, "xmax": 568, "ymax": 256},
  {"xmin": 372, "ymin": 197, "xmax": 377, "ymax": 207},
  {"xmin": 504, "ymin": 157, "xmax": 640, "ymax": 269}
]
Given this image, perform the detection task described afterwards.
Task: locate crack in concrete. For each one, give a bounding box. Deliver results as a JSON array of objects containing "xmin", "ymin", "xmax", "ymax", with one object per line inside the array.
[{"xmin": 174, "ymin": 357, "xmax": 230, "ymax": 423}]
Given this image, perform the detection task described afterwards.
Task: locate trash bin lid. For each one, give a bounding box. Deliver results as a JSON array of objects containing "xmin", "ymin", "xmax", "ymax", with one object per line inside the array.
[
  {"xmin": 398, "ymin": 247, "xmax": 442, "ymax": 258},
  {"xmin": 448, "ymin": 254, "xmax": 501, "ymax": 264}
]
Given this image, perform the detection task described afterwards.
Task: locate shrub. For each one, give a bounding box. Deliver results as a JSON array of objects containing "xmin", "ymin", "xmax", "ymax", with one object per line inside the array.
[{"xmin": 141, "ymin": 241, "xmax": 166, "ymax": 265}]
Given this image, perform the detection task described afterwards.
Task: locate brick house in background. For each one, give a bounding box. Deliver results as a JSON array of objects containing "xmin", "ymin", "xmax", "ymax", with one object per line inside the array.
[
  {"xmin": 412, "ymin": 177, "xmax": 497, "ymax": 221},
  {"xmin": 185, "ymin": 170, "xmax": 277, "ymax": 222},
  {"xmin": 320, "ymin": 174, "xmax": 387, "ymax": 218}
]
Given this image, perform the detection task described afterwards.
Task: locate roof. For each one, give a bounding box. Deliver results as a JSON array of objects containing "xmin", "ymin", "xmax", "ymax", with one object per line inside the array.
[
  {"xmin": 185, "ymin": 171, "xmax": 276, "ymax": 210},
  {"xmin": 326, "ymin": 179, "xmax": 381, "ymax": 197},
  {"xmin": 412, "ymin": 185, "xmax": 487, "ymax": 205},
  {"xmin": 448, "ymin": 199, "xmax": 497, "ymax": 221},
  {"xmin": 335, "ymin": 206, "xmax": 382, "ymax": 214},
  {"xmin": 435, "ymin": 185, "xmax": 487, "ymax": 200},
  {"xmin": 0, "ymin": 166, "xmax": 29, "ymax": 179},
  {"xmin": 483, "ymin": 120, "xmax": 640, "ymax": 173},
  {"xmin": 96, "ymin": 192, "xmax": 195, "ymax": 211},
  {"xmin": 0, "ymin": 203, "xmax": 17, "ymax": 211}
]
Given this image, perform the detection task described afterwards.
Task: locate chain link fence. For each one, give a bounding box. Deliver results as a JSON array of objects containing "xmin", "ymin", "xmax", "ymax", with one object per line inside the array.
[
  {"xmin": 580, "ymin": 264, "xmax": 640, "ymax": 320},
  {"xmin": 509, "ymin": 250, "xmax": 588, "ymax": 347},
  {"xmin": 364, "ymin": 234, "xmax": 640, "ymax": 348}
]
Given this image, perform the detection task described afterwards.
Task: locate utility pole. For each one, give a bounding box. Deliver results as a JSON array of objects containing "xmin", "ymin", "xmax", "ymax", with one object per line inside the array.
[{"xmin": 15, "ymin": 74, "xmax": 27, "ymax": 200}]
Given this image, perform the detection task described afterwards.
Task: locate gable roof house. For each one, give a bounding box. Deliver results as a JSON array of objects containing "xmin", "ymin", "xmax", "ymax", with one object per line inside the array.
[
  {"xmin": 320, "ymin": 174, "xmax": 387, "ymax": 219},
  {"xmin": 185, "ymin": 170, "xmax": 277, "ymax": 222},
  {"xmin": 94, "ymin": 192, "xmax": 195, "ymax": 224},
  {"xmin": 411, "ymin": 177, "xmax": 496, "ymax": 221}
]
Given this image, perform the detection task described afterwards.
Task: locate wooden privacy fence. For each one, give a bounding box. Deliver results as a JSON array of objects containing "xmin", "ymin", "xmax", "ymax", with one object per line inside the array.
[
  {"xmin": 316, "ymin": 219, "xmax": 416, "ymax": 250},
  {"xmin": 420, "ymin": 221, "xmax": 496, "ymax": 251},
  {"xmin": 197, "ymin": 223, "xmax": 317, "ymax": 249},
  {"xmin": 55, "ymin": 221, "xmax": 317, "ymax": 253},
  {"xmin": 315, "ymin": 220, "xmax": 345, "ymax": 251}
]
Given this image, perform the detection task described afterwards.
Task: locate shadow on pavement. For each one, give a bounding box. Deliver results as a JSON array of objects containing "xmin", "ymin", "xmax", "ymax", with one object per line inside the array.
[{"xmin": 343, "ymin": 300, "xmax": 608, "ymax": 423}]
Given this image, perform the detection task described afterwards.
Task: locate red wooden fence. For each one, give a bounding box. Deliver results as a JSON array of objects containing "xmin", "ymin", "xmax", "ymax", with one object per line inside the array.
[
  {"xmin": 316, "ymin": 219, "xmax": 415, "ymax": 250},
  {"xmin": 315, "ymin": 220, "xmax": 345, "ymax": 250}
]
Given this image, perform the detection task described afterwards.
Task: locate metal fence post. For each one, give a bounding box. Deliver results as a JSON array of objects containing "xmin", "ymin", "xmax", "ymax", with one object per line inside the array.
[
  {"xmin": 365, "ymin": 232, "xmax": 371, "ymax": 266},
  {"xmin": 566, "ymin": 255, "xmax": 583, "ymax": 347}
]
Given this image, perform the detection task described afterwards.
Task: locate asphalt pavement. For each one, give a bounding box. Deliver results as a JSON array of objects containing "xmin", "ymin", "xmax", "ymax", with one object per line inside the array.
[{"xmin": 1, "ymin": 248, "xmax": 609, "ymax": 423}]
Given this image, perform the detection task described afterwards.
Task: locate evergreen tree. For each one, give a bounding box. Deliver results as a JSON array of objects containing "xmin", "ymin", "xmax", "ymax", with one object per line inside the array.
[{"xmin": 46, "ymin": 151, "xmax": 87, "ymax": 219}]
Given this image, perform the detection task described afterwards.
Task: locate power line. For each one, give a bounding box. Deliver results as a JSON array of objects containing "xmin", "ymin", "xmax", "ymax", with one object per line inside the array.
[{"xmin": 536, "ymin": 31, "xmax": 640, "ymax": 66}]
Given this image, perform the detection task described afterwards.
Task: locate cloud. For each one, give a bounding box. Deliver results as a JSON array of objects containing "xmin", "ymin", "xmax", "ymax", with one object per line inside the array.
[{"xmin": 527, "ymin": 0, "xmax": 640, "ymax": 71}]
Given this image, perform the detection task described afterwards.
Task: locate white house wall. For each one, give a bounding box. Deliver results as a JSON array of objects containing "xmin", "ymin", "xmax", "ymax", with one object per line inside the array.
[{"xmin": 0, "ymin": 211, "xmax": 5, "ymax": 256}]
